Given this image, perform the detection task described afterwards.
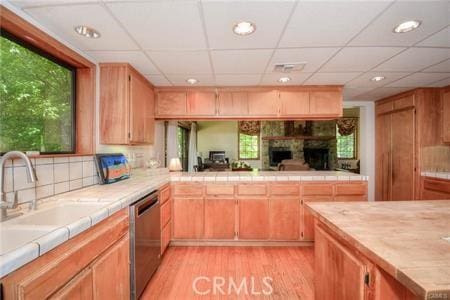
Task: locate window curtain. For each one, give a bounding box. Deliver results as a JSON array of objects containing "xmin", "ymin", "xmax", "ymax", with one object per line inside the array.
[
  {"xmin": 239, "ymin": 121, "xmax": 260, "ymax": 135},
  {"xmin": 166, "ymin": 121, "xmax": 179, "ymax": 166},
  {"xmin": 188, "ymin": 123, "xmax": 197, "ymax": 172},
  {"xmin": 336, "ymin": 118, "xmax": 357, "ymax": 136}
]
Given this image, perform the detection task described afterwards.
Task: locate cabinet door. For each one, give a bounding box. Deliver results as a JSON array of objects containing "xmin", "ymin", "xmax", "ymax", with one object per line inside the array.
[
  {"xmin": 269, "ymin": 197, "xmax": 300, "ymax": 240},
  {"xmin": 144, "ymin": 87, "xmax": 155, "ymax": 144},
  {"xmin": 301, "ymin": 196, "xmax": 333, "ymax": 241},
  {"xmin": 187, "ymin": 92, "xmax": 217, "ymax": 116},
  {"xmin": 443, "ymin": 91, "xmax": 450, "ymax": 143},
  {"xmin": 50, "ymin": 268, "xmax": 93, "ymax": 300},
  {"xmin": 376, "ymin": 114, "xmax": 392, "ymax": 201},
  {"xmin": 279, "ymin": 91, "xmax": 309, "ymax": 116},
  {"xmin": 315, "ymin": 225, "xmax": 366, "ymax": 300},
  {"xmin": 218, "ymin": 92, "xmax": 249, "ymax": 116},
  {"xmin": 238, "ymin": 198, "xmax": 269, "ymax": 239},
  {"xmin": 161, "ymin": 221, "xmax": 171, "ymax": 255},
  {"xmin": 310, "ymin": 91, "xmax": 342, "ymax": 116},
  {"xmin": 130, "ymin": 71, "xmax": 153, "ymax": 144},
  {"xmin": 173, "ymin": 197, "xmax": 204, "ymax": 239},
  {"xmin": 391, "ymin": 108, "xmax": 415, "ymax": 200},
  {"xmin": 247, "ymin": 91, "xmax": 278, "ymax": 116},
  {"xmin": 156, "ymin": 92, "xmax": 187, "ymax": 116},
  {"xmin": 204, "ymin": 198, "xmax": 235, "ymax": 239},
  {"xmin": 92, "ymin": 235, "xmax": 130, "ymax": 300}
]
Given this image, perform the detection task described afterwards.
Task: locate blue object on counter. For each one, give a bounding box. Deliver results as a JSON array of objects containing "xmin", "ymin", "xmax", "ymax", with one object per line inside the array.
[{"xmin": 95, "ymin": 153, "xmax": 131, "ymax": 184}]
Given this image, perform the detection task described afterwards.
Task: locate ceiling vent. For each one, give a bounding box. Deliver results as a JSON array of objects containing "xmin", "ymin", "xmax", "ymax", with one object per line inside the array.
[{"xmin": 273, "ymin": 62, "xmax": 306, "ymax": 73}]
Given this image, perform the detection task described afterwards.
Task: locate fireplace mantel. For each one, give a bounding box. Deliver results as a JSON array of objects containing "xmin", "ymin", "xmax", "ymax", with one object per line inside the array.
[{"xmin": 262, "ymin": 136, "xmax": 335, "ymax": 141}]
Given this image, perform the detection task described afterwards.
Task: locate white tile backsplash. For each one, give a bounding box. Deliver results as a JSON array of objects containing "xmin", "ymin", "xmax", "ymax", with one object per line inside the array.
[
  {"xmin": 35, "ymin": 164, "xmax": 54, "ymax": 187},
  {"xmin": 54, "ymin": 163, "xmax": 69, "ymax": 183},
  {"xmin": 4, "ymin": 167, "xmax": 13, "ymax": 193},
  {"xmin": 54, "ymin": 181, "xmax": 70, "ymax": 194},
  {"xmin": 69, "ymin": 179, "xmax": 83, "ymax": 191},
  {"xmin": 69, "ymin": 162, "xmax": 83, "ymax": 180},
  {"xmin": 82, "ymin": 161, "xmax": 94, "ymax": 177},
  {"xmin": 13, "ymin": 167, "xmax": 36, "ymax": 190}
]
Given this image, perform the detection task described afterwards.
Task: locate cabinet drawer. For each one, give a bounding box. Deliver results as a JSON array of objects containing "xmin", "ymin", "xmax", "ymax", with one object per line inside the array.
[
  {"xmin": 302, "ymin": 184, "xmax": 333, "ymax": 196},
  {"xmin": 160, "ymin": 185, "xmax": 171, "ymax": 204},
  {"xmin": 173, "ymin": 183, "xmax": 203, "ymax": 196},
  {"xmin": 423, "ymin": 178, "xmax": 450, "ymax": 194},
  {"xmin": 270, "ymin": 183, "xmax": 300, "ymax": 196},
  {"xmin": 161, "ymin": 222, "xmax": 171, "ymax": 255},
  {"xmin": 161, "ymin": 199, "xmax": 171, "ymax": 228},
  {"xmin": 335, "ymin": 183, "xmax": 367, "ymax": 195},
  {"xmin": 393, "ymin": 95, "xmax": 414, "ymax": 110},
  {"xmin": 237, "ymin": 184, "xmax": 267, "ymax": 196},
  {"xmin": 206, "ymin": 184, "xmax": 234, "ymax": 195}
]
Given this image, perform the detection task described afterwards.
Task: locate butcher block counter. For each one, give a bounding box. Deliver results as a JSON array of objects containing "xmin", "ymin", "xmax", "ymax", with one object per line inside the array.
[{"xmin": 307, "ymin": 200, "xmax": 450, "ymax": 300}]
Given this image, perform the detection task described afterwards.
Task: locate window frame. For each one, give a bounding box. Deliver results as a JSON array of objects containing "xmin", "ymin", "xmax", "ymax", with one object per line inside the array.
[
  {"xmin": 336, "ymin": 123, "xmax": 358, "ymax": 160},
  {"xmin": 238, "ymin": 132, "xmax": 260, "ymax": 160},
  {"xmin": 1, "ymin": 29, "xmax": 77, "ymax": 155}
]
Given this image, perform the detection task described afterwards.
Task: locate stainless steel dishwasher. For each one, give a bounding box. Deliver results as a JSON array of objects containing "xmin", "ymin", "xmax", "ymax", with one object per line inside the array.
[{"xmin": 129, "ymin": 190, "xmax": 161, "ymax": 299}]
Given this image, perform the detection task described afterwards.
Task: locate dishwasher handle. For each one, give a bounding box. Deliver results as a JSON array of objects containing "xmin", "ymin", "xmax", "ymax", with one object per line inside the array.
[{"xmin": 135, "ymin": 194, "xmax": 159, "ymax": 217}]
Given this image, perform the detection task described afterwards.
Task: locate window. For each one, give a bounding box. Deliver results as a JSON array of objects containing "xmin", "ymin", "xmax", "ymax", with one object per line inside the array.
[
  {"xmin": 177, "ymin": 126, "xmax": 189, "ymax": 171},
  {"xmin": 239, "ymin": 133, "xmax": 259, "ymax": 160},
  {"xmin": 336, "ymin": 125, "xmax": 356, "ymax": 159},
  {"xmin": 0, "ymin": 31, "xmax": 76, "ymax": 154}
]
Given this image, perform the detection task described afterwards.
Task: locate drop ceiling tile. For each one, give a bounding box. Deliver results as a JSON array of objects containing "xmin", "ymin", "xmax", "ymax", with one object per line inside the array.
[
  {"xmin": 417, "ymin": 27, "xmax": 450, "ymax": 48},
  {"xmin": 9, "ymin": 0, "xmax": 99, "ymax": 8},
  {"xmin": 427, "ymin": 77, "xmax": 450, "ymax": 87},
  {"xmin": 304, "ymin": 72, "xmax": 361, "ymax": 85},
  {"xmin": 346, "ymin": 72, "xmax": 410, "ymax": 88},
  {"xmin": 211, "ymin": 49, "xmax": 272, "ymax": 74},
  {"xmin": 165, "ymin": 74, "xmax": 216, "ymax": 86},
  {"xmin": 106, "ymin": 1, "xmax": 206, "ymax": 50},
  {"xmin": 267, "ymin": 48, "xmax": 340, "ymax": 73},
  {"xmin": 374, "ymin": 47, "xmax": 450, "ymax": 72},
  {"xmin": 280, "ymin": 1, "xmax": 392, "ymax": 47},
  {"xmin": 357, "ymin": 87, "xmax": 413, "ymax": 101},
  {"xmin": 321, "ymin": 47, "xmax": 405, "ymax": 72},
  {"xmin": 215, "ymin": 74, "xmax": 261, "ymax": 86},
  {"xmin": 85, "ymin": 51, "xmax": 159, "ymax": 74},
  {"xmin": 147, "ymin": 51, "xmax": 212, "ymax": 74},
  {"xmin": 260, "ymin": 73, "xmax": 312, "ymax": 86},
  {"xmin": 350, "ymin": 1, "xmax": 449, "ymax": 47},
  {"xmin": 422, "ymin": 59, "xmax": 450, "ymax": 73},
  {"xmin": 386, "ymin": 72, "xmax": 450, "ymax": 87},
  {"xmin": 144, "ymin": 75, "xmax": 171, "ymax": 87},
  {"xmin": 24, "ymin": 4, "xmax": 137, "ymax": 51},
  {"xmin": 201, "ymin": 0, "xmax": 295, "ymax": 49},
  {"xmin": 343, "ymin": 87, "xmax": 376, "ymax": 101}
]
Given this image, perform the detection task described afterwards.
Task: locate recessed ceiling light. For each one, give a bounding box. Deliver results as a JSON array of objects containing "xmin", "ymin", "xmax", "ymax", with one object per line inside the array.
[
  {"xmin": 186, "ymin": 78, "xmax": 199, "ymax": 85},
  {"xmin": 393, "ymin": 20, "xmax": 421, "ymax": 33},
  {"xmin": 371, "ymin": 76, "xmax": 386, "ymax": 82},
  {"xmin": 74, "ymin": 25, "xmax": 101, "ymax": 38},
  {"xmin": 278, "ymin": 77, "xmax": 291, "ymax": 83},
  {"xmin": 233, "ymin": 21, "xmax": 256, "ymax": 36}
]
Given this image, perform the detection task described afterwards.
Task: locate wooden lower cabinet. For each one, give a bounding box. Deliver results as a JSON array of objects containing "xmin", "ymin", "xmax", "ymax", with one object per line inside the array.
[
  {"xmin": 239, "ymin": 198, "xmax": 269, "ymax": 240},
  {"xmin": 50, "ymin": 268, "xmax": 94, "ymax": 300},
  {"xmin": 173, "ymin": 197, "xmax": 204, "ymax": 239},
  {"xmin": 269, "ymin": 197, "xmax": 300, "ymax": 240},
  {"xmin": 301, "ymin": 196, "xmax": 333, "ymax": 241},
  {"xmin": 373, "ymin": 268, "xmax": 417, "ymax": 300},
  {"xmin": 161, "ymin": 221, "xmax": 171, "ymax": 254},
  {"xmin": 204, "ymin": 197, "xmax": 236, "ymax": 239},
  {"xmin": 421, "ymin": 177, "xmax": 450, "ymax": 200}
]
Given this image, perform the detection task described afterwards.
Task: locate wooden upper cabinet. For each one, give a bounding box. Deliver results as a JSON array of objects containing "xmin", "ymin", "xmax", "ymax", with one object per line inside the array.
[
  {"xmin": 187, "ymin": 92, "xmax": 216, "ymax": 116},
  {"xmin": 248, "ymin": 91, "xmax": 279, "ymax": 116},
  {"xmin": 443, "ymin": 89, "xmax": 450, "ymax": 143},
  {"xmin": 310, "ymin": 90, "xmax": 343, "ymax": 116},
  {"xmin": 156, "ymin": 92, "xmax": 188, "ymax": 116},
  {"xmin": 100, "ymin": 63, "xmax": 154, "ymax": 145},
  {"xmin": 279, "ymin": 91, "xmax": 310, "ymax": 116},
  {"xmin": 218, "ymin": 92, "xmax": 249, "ymax": 116}
]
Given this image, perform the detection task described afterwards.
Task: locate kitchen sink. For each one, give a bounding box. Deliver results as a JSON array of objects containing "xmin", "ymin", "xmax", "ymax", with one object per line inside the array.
[
  {"xmin": 0, "ymin": 227, "xmax": 49, "ymax": 255},
  {"xmin": 7, "ymin": 202, "xmax": 107, "ymax": 227}
]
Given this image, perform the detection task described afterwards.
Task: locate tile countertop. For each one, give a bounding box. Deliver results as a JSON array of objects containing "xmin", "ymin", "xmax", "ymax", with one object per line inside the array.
[
  {"xmin": 421, "ymin": 171, "xmax": 450, "ymax": 180},
  {"xmin": 307, "ymin": 200, "xmax": 450, "ymax": 299}
]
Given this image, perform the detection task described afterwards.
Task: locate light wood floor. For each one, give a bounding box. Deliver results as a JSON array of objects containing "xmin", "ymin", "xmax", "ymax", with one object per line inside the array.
[{"xmin": 141, "ymin": 246, "xmax": 314, "ymax": 300}]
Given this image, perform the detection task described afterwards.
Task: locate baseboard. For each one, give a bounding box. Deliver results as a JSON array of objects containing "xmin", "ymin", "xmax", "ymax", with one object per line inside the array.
[{"xmin": 169, "ymin": 240, "xmax": 314, "ymax": 247}]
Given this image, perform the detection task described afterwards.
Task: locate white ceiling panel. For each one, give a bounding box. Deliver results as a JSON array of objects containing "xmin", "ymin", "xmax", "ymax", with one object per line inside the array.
[
  {"xmin": 147, "ymin": 51, "xmax": 212, "ymax": 74},
  {"xmin": 9, "ymin": 0, "xmax": 99, "ymax": 8},
  {"xmin": 144, "ymin": 75, "xmax": 171, "ymax": 87},
  {"xmin": 260, "ymin": 73, "xmax": 312, "ymax": 86},
  {"xmin": 417, "ymin": 26, "xmax": 450, "ymax": 48},
  {"xmin": 304, "ymin": 72, "xmax": 361, "ymax": 85},
  {"xmin": 343, "ymin": 87, "xmax": 376, "ymax": 101},
  {"xmin": 386, "ymin": 72, "xmax": 450, "ymax": 87},
  {"xmin": 356, "ymin": 87, "xmax": 413, "ymax": 101},
  {"xmin": 350, "ymin": 1, "xmax": 450, "ymax": 47},
  {"xmin": 85, "ymin": 51, "xmax": 159, "ymax": 74},
  {"xmin": 427, "ymin": 77, "xmax": 450, "ymax": 87},
  {"xmin": 422, "ymin": 59, "xmax": 450, "ymax": 73},
  {"xmin": 201, "ymin": 1, "xmax": 295, "ymax": 49},
  {"xmin": 346, "ymin": 72, "xmax": 410, "ymax": 88},
  {"xmin": 321, "ymin": 47, "xmax": 405, "ymax": 72},
  {"xmin": 24, "ymin": 4, "xmax": 138, "ymax": 51},
  {"xmin": 211, "ymin": 49, "xmax": 272, "ymax": 74},
  {"xmin": 374, "ymin": 47, "xmax": 450, "ymax": 72},
  {"xmin": 267, "ymin": 48, "xmax": 339, "ymax": 73},
  {"xmin": 106, "ymin": 1, "xmax": 207, "ymax": 50},
  {"xmin": 215, "ymin": 74, "xmax": 261, "ymax": 86},
  {"xmin": 165, "ymin": 74, "xmax": 216, "ymax": 86},
  {"xmin": 280, "ymin": 1, "xmax": 392, "ymax": 47}
]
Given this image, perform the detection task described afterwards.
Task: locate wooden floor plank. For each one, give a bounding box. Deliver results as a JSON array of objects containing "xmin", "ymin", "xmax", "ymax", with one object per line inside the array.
[{"xmin": 141, "ymin": 246, "xmax": 314, "ymax": 300}]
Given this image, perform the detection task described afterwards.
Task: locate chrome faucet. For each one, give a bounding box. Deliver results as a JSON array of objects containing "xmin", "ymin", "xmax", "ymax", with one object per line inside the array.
[{"xmin": 0, "ymin": 151, "xmax": 37, "ymax": 221}]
